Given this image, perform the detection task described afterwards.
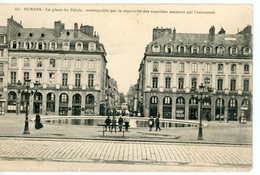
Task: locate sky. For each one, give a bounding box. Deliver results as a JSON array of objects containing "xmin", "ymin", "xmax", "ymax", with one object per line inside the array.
[{"xmin": 0, "ymin": 4, "xmax": 253, "ymax": 94}]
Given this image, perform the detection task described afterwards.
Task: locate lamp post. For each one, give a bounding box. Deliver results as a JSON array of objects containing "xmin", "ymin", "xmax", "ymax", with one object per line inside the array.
[
  {"xmin": 190, "ymin": 83, "xmax": 212, "ymax": 140},
  {"xmin": 17, "ymin": 79, "xmax": 40, "ymax": 134}
]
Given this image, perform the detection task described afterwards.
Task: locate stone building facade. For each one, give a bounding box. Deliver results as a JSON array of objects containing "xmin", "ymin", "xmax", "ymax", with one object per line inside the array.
[
  {"xmin": 1, "ymin": 16, "xmax": 116, "ymax": 116},
  {"xmin": 137, "ymin": 25, "xmax": 253, "ymax": 122}
]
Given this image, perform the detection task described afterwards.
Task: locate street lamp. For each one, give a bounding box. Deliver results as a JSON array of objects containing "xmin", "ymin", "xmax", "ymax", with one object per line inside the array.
[
  {"xmin": 190, "ymin": 83, "xmax": 212, "ymax": 140},
  {"xmin": 17, "ymin": 78, "xmax": 40, "ymax": 134}
]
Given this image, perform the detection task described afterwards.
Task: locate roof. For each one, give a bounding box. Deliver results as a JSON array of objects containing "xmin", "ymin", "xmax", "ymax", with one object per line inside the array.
[{"xmin": 0, "ymin": 26, "xmax": 7, "ymax": 34}]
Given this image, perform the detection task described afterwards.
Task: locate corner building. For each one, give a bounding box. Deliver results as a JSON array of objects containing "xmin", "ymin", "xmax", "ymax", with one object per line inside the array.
[
  {"xmin": 4, "ymin": 16, "xmax": 109, "ymax": 116},
  {"xmin": 138, "ymin": 26, "xmax": 252, "ymax": 121}
]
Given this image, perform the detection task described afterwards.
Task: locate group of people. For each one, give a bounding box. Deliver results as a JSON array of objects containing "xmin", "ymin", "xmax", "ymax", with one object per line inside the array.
[
  {"xmin": 104, "ymin": 115, "xmax": 130, "ymax": 133},
  {"xmin": 148, "ymin": 113, "xmax": 161, "ymax": 131}
]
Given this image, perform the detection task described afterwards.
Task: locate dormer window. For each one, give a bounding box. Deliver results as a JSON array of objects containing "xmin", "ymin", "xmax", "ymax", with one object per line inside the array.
[
  {"xmin": 178, "ymin": 45, "xmax": 186, "ymax": 54},
  {"xmin": 29, "ymin": 33, "xmax": 33, "ymax": 37},
  {"xmin": 217, "ymin": 46, "xmax": 225, "ymax": 55},
  {"xmin": 11, "ymin": 41, "xmax": 18, "ymax": 49},
  {"xmin": 37, "ymin": 42, "xmax": 44, "ymax": 50},
  {"xmin": 24, "ymin": 41, "xmax": 31, "ymax": 49},
  {"xmin": 243, "ymin": 47, "xmax": 251, "ymax": 55},
  {"xmin": 0, "ymin": 35, "xmax": 5, "ymax": 43},
  {"xmin": 204, "ymin": 46, "xmax": 212, "ymax": 55},
  {"xmin": 165, "ymin": 45, "xmax": 173, "ymax": 53},
  {"xmin": 49, "ymin": 42, "xmax": 57, "ymax": 50},
  {"xmin": 191, "ymin": 45, "xmax": 199, "ymax": 54},
  {"xmin": 75, "ymin": 42, "xmax": 83, "ymax": 51},
  {"xmin": 88, "ymin": 42, "xmax": 96, "ymax": 51},
  {"xmin": 230, "ymin": 47, "xmax": 238, "ymax": 56},
  {"xmin": 17, "ymin": 33, "xmax": 21, "ymax": 37},
  {"xmin": 63, "ymin": 42, "xmax": 70, "ymax": 51},
  {"xmin": 152, "ymin": 44, "xmax": 160, "ymax": 52}
]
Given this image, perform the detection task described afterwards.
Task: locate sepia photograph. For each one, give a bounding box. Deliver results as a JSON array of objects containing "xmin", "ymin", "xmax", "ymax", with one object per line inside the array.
[{"xmin": 0, "ymin": 2, "xmax": 254, "ymax": 172}]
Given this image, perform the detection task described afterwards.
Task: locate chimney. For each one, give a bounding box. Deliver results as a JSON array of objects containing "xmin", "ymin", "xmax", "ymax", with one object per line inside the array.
[
  {"xmin": 54, "ymin": 21, "xmax": 62, "ymax": 37},
  {"xmin": 172, "ymin": 27, "xmax": 176, "ymax": 41},
  {"xmin": 218, "ymin": 27, "xmax": 226, "ymax": 34},
  {"xmin": 208, "ymin": 25, "xmax": 215, "ymax": 41},
  {"xmin": 74, "ymin": 23, "xmax": 78, "ymax": 37}
]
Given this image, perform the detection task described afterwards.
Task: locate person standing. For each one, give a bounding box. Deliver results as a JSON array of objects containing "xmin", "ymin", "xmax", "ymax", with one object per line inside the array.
[
  {"xmin": 148, "ymin": 116, "xmax": 154, "ymax": 131},
  {"xmin": 124, "ymin": 116, "xmax": 130, "ymax": 131},
  {"xmin": 118, "ymin": 115, "xmax": 124, "ymax": 132},
  {"xmin": 35, "ymin": 114, "xmax": 43, "ymax": 129},
  {"xmin": 155, "ymin": 116, "xmax": 161, "ymax": 131},
  {"xmin": 111, "ymin": 116, "xmax": 117, "ymax": 133},
  {"xmin": 105, "ymin": 116, "xmax": 111, "ymax": 131}
]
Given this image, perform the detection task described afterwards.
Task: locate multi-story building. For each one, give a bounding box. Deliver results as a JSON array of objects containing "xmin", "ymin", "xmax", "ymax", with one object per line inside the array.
[
  {"xmin": 2, "ymin": 16, "xmax": 115, "ymax": 116},
  {"xmin": 0, "ymin": 26, "xmax": 8, "ymax": 114},
  {"xmin": 137, "ymin": 25, "xmax": 252, "ymax": 121}
]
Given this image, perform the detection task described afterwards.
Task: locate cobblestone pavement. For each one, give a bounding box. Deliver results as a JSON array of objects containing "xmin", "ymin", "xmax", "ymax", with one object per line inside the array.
[{"xmin": 0, "ymin": 137, "xmax": 252, "ymax": 171}]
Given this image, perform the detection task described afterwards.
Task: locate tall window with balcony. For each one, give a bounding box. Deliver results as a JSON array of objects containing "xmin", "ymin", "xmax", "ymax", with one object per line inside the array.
[
  {"xmin": 11, "ymin": 57, "xmax": 17, "ymax": 67},
  {"xmin": 191, "ymin": 78, "xmax": 197, "ymax": 89},
  {"xmin": 191, "ymin": 63, "xmax": 198, "ymax": 73},
  {"xmin": 0, "ymin": 50, "xmax": 4, "ymax": 57},
  {"xmin": 244, "ymin": 64, "xmax": 250, "ymax": 74},
  {"xmin": 217, "ymin": 78, "xmax": 223, "ymax": 91},
  {"xmin": 24, "ymin": 58, "xmax": 30, "ymax": 67},
  {"xmin": 152, "ymin": 62, "xmax": 159, "ymax": 72},
  {"xmin": 10, "ymin": 72, "xmax": 16, "ymax": 85},
  {"xmin": 88, "ymin": 74, "xmax": 94, "ymax": 87},
  {"xmin": 49, "ymin": 73, "xmax": 55, "ymax": 83},
  {"xmin": 62, "ymin": 73, "xmax": 68, "ymax": 86},
  {"xmin": 36, "ymin": 72, "xmax": 42, "ymax": 83},
  {"xmin": 204, "ymin": 63, "xmax": 211, "ymax": 73},
  {"xmin": 152, "ymin": 77, "xmax": 158, "ymax": 89},
  {"xmin": 24, "ymin": 72, "xmax": 29, "ymax": 81},
  {"xmin": 62, "ymin": 59, "xmax": 69, "ymax": 69},
  {"xmin": 178, "ymin": 77, "xmax": 184, "ymax": 90},
  {"xmin": 217, "ymin": 64, "xmax": 224, "ymax": 74},
  {"xmin": 88, "ymin": 60, "xmax": 95, "ymax": 70},
  {"xmin": 230, "ymin": 79, "xmax": 236, "ymax": 92},
  {"xmin": 37, "ymin": 58, "xmax": 43, "ymax": 67},
  {"xmin": 0, "ymin": 63, "xmax": 3, "ymax": 76},
  {"xmin": 75, "ymin": 74, "xmax": 81, "ymax": 87},
  {"xmin": 49, "ymin": 59, "xmax": 55, "ymax": 68},
  {"xmin": 243, "ymin": 79, "xmax": 249, "ymax": 92},
  {"xmin": 179, "ymin": 63, "xmax": 185, "ymax": 73},
  {"xmin": 204, "ymin": 77, "xmax": 211, "ymax": 87},
  {"xmin": 231, "ymin": 64, "xmax": 237, "ymax": 74},
  {"xmin": 75, "ymin": 59, "xmax": 82, "ymax": 69},
  {"xmin": 165, "ymin": 62, "xmax": 172, "ymax": 72},
  {"xmin": 165, "ymin": 77, "xmax": 171, "ymax": 89}
]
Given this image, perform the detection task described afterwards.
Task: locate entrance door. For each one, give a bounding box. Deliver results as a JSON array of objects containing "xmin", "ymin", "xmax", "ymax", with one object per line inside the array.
[
  {"xmin": 150, "ymin": 105, "xmax": 157, "ymax": 117},
  {"xmin": 72, "ymin": 106, "xmax": 81, "ymax": 116},
  {"xmin": 189, "ymin": 108, "xmax": 198, "ymax": 120}
]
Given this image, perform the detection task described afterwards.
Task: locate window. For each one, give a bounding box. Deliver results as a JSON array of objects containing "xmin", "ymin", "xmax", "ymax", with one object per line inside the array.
[
  {"xmin": 61, "ymin": 94, "xmax": 68, "ymax": 103},
  {"xmin": 231, "ymin": 64, "xmax": 236, "ymax": 74},
  {"xmin": 179, "ymin": 63, "xmax": 185, "ymax": 73},
  {"xmin": 165, "ymin": 77, "xmax": 171, "ymax": 89},
  {"xmin": 165, "ymin": 45, "xmax": 173, "ymax": 53},
  {"xmin": 11, "ymin": 72, "xmax": 16, "ymax": 85},
  {"xmin": 152, "ymin": 44, "xmax": 160, "ymax": 52},
  {"xmin": 11, "ymin": 57, "xmax": 17, "ymax": 67},
  {"xmin": 88, "ymin": 60, "xmax": 95, "ymax": 70},
  {"xmin": 12, "ymin": 41, "xmax": 17, "ymax": 49},
  {"xmin": 178, "ymin": 78, "xmax": 184, "ymax": 89},
  {"xmin": 217, "ymin": 78, "xmax": 223, "ymax": 90},
  {"xmin": 217, "ymin": 46, "xmax": 225, "ymax": 55},
  {"xmin": 24, "ymin": 41, "xmax": 30, "ymax": 49},
  {"xmin": 152, "ymin": 77, "xmax": 158, "ymax": 88},
  {"xmin": 24, "ymin": 58, "xmax": 30, "ymax": 67},
  {"xmin": 205, "ymin": 46, "xmax": 211, "ymax": 55},
  {"xmin": 230, "ymin": 99, "xmax": 236, "ymax": 107},
  {"xmin": 243, "ymin": 47, "xmax": 251, "ymax": 55},
  {"xmin": 230, "ymin": 79, "xmax": 236, "ymax": 91},
  {"xmin": 88, "ymin": 74, "xmax": 94, "ymax": 87},
  {"xmin": 50, "ymin": 42, "xmax": 56, "ymax": 50},
  {"xmin": 176, "ymin": 97, "xmax": 185, "ymax": 104},
  {"xmin": 62, "ymin": 59, "xmax": 69, "ymax": 69},
  {"xmin": 164, "ymin": 97, "xmax": 172, "ymax": 104},
  {"xmin": 190, "ymin": 98, "xmax": 197, "ymax": 105},
  {"xmin": 150, "ymin": 96, "xmax": 158, "ymax": 104},
  {"xmin": 0, "ymin": 63, "xmax": 3, "ymax": 72},
  {"xmin": 88, "ymin": 42, "xmax": 96, "ymax": 51},
  {"xmin": 75, "ymin": 74, "xmax": 81, "ymax": 87},
  {"xmin": 191, "ymin": 63, "xmax": 198, "ymax": 73},
  {"xmin": 191, "ymin": 78, "xmax": 197, "ymax": 89},
  {"xmin": 153, "ymin": 62, "xmax": 159, "ymax": 72},
  {"xmin": 165, "ymin": 62, "xmax": 172, "ymax": 72},
  {"xmin": 63, "ymin": 42, "xmax": 70, "ymax": 51},
  {"xmin": 244, "ymin": 64, "xmax": 250, "ymax": 74},
  {"xmin": 204, "ymin": 77, "xmax": 211, "ymax": 87},
  {"xmin": 243, "ymin": 79, "xmax": 249, "ymax": 92},
  {"xmin": 75, "ymin": 59, "xmax": 82, "ymax": 69},
  {"xmin": 36, "ymin": 72, "xmax": 42, "ymax": 79},
  {"xmin": 192, "ymin": 46, "xmax": 199, "ymax": 54},
  {"xmin": 37, "ymin": 58, "xmax": 43, "ymax": 67},
  {"xmin": 24, "ymin": 72, "xmax": 29, "ymax": 80},
  {"xmin": 230, "ymin": 47, "xmax": 238, "ymax": 56},
  {"xmin": 50, "ymin": 59, "xmax": 55, "ymax": 68},
  {"xmin": 49, "ymin": 73, "xmax": 55, "ymax": 82},
  {"xmin": 0, "ymin": 78, "xmax": 3, "ymax": 87},
  {"xmin": 62, "ymin": 73, "xmax": 68, "ymax": 86},
  {"xmin": 0, "ymin": 35, "xmax": 5, "ymax": 43},
  {"xmin": 204, "ymin": 63, "xmax": 211, "ymax": 73},
  {"xmin": 218, "ymin": 64, "xmax": 224, "ymax": 73},
  {"xmin": 179, "ymin": 46, "xmax": 185, "ymax": 54},
  {"xmin": 76, "ymin": 42, "xmax": 83, "ymax": 51},
  {"xmin": 38, "ymin": 42, "xmax": 44, "ymax": 50}
]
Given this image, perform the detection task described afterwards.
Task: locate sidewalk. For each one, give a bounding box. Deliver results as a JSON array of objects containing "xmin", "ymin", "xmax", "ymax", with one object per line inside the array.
[{"xmin": 0, "ymin": 114, "xmax": 252, "ymax": 145}]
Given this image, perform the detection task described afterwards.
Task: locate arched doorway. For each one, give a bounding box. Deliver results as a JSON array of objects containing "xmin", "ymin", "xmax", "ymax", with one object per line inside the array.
[
  {"xmin": 176, "ymin": 97, "xmax": 185, "ymax": 119},
  {"xmin": 228, "ymin": 99, "xmax": 238, "ymax": 121},
  {"xmin": 7, "ymin": 91, "xmax": 17, "ymax": 113},
  {"xmin": 149, "ymin": 96, "xmax": 158, "ymax": 117},
  {"xmin": 163, "ymin": 96, "xmax": 172, "ymax": 119},
  {"xmin": 215, "ymin": 98, "xmax": 225, "ymax": 121},
  {"xmin": 241, "ymin": 99, "xmax": 251, "ymax": 121},
  {"xmin": 59, "ymin": 93, "xmax": 68, "ymax": 116},
  {"xmin": 85, "ymin": 94, "xmax": 95, "ymax": 115},
  {"xmin": 72, "ymin": 94, "xmax": 81, "ymax": 116},
  {"xmin": 34, "ymin": 92, "xmax": 42, "ymax": 114},
  {"xmin": 189, "ymin": 97, "xmax": 198, "ymax": 120},
  {"xmin": 46, "ymin": 93, "xmax": 55, "ymax": 114}
]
